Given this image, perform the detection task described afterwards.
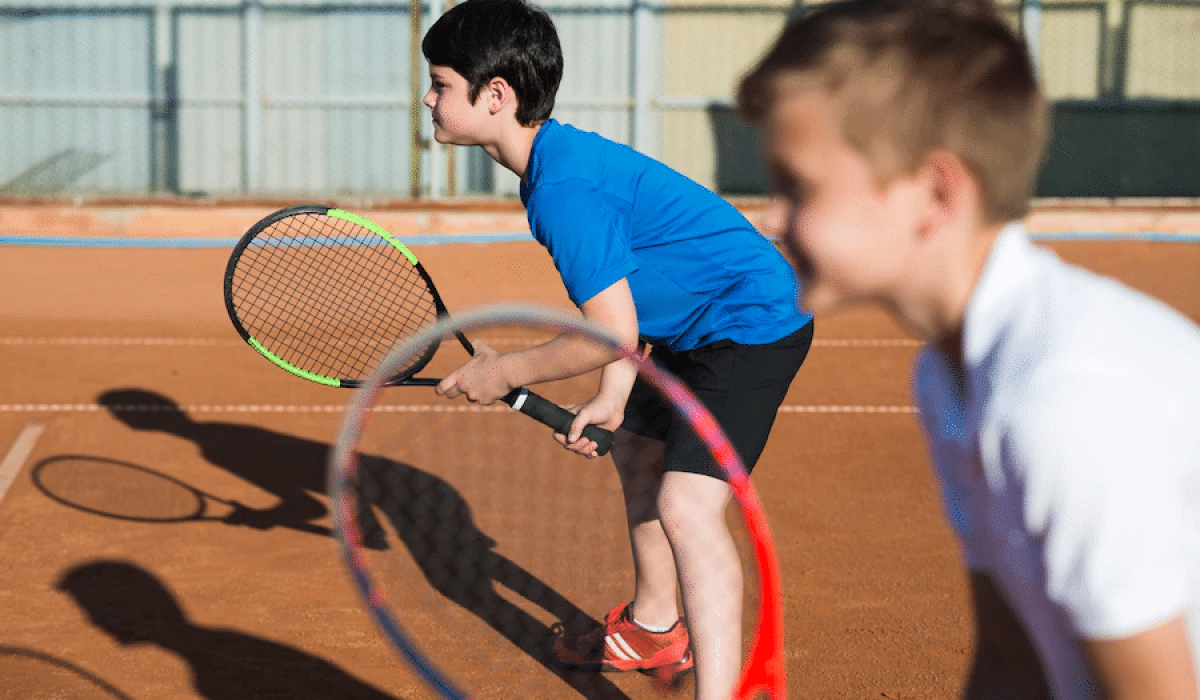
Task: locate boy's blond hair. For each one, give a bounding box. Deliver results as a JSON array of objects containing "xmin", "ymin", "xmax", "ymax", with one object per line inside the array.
[{"xmin": 738, "ymin": 0, "xmax": 1048, "ymax": 223}]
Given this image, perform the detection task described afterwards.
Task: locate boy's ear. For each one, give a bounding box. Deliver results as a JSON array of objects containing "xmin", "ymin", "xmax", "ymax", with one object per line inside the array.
[
  {"xmin": 920, "ymin": 150, "xmax": 978, "ymax": 235},
  {"xmin": 483, "ymin": 76, "xmax": 516, "ymax": 115}
]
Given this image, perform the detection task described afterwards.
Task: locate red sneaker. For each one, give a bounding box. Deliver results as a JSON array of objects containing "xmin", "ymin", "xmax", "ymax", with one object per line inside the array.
[{"xmin": 553, "ymin": 604, "xmax": 693, "ymax": 685}]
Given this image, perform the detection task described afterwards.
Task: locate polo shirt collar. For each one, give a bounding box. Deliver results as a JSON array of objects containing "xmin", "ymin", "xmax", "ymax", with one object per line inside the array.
[{"xmin": 962, "ymin": 222, "xmax": 1034, "ymax": 371}]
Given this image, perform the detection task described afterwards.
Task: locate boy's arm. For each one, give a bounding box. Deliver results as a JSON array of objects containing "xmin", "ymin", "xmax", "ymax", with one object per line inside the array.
[
  {"xmin": 509, "ymin": 276, "xmax": 640, "ymax": 385},
  {"xmin": 556, "ymin": 349, "xmax": 639, "ymax": 449},
  {"xmin": 435, "ymin": 278, "xmax": 639, "ymax": 404},
  {"xmin": 1083, "ymin": 618, "xmax": 1198, "ymax": 700},
  {"xmin": 996, "ymin": 372, "xmax": 1199, "ymax": 699},
  {"xmin": 964, "ymin": 572, "xmax": 1053, "ymax": 700},
  {"xmin": 554, "ymin": 292, "xmax": 641, "ymax": 457},
  {"xmin": 966, "ymin": 575, "xmax": 1197, "ymax": 700}
]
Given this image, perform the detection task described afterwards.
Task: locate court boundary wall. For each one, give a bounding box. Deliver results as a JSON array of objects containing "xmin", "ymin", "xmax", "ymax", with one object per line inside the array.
[{"xmin": 1, "ymin": 198, "xmax": 1199, "ymax": 245}]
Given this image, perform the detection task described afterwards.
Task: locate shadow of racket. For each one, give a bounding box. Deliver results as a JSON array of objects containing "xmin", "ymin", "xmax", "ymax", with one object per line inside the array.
[
  {"xmin": 0, "ymin": 645, "xmax": 133, "ymax": 699},
  {"xmin": 31, "ymin": 455, "xmax": 330, "ymax": 536}
]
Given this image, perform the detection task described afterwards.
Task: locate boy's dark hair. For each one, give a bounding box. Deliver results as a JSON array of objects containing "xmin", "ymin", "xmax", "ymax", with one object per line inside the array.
[
  {"xmin": 739, "ymin": 0, "xmax": 1047, "ymax": 223},
  {"xmin": 422, "ymin": 0, "xmax": 563, "ymax": 126}
]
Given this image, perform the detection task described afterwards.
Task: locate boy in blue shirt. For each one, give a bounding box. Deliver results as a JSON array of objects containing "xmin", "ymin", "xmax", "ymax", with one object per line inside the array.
[{"xmin": 423, "ymin": 1, "xmax": 813, "ymax": 696}]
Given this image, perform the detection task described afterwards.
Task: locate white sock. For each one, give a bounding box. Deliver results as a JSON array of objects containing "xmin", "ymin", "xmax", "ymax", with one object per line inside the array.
[{"xmin": 631, "ymin": 614, "xmax": 673, "ymax": 633}]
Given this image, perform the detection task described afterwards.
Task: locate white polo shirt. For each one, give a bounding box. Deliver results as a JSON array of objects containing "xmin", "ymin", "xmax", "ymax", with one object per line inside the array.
[{"xmin": 913, "ymin": 224, "xmax": 1200, "ymax": 698}]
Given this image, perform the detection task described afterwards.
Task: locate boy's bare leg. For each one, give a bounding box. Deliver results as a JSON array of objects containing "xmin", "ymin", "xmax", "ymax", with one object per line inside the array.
[
  {"xmin": 659, "ymin": 470, "xmax": 740, "ymax": 700},
  {"xmin": 613, "ymin": 429, "xmax": 742, "ymax": 700},
  {"xmin": 611, "ymin": 429, "xmax": 681, "ymax": 626}
]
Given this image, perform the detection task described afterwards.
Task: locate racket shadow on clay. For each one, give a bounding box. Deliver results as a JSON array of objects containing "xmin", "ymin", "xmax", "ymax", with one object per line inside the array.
[
  {"xmin": 30, "ymin": 455, "xmax": 327, "ymax": 534},
  {"xmin": 0, "ymin": 645, "xmax": 133, "ymax": 699},
  {"xmin": 95, "ymin": 388, "xmax": 627, "ymax": 699},
  {"xmin": 95, "ymin": 388, "xmax": 341, "ymax": 538}
]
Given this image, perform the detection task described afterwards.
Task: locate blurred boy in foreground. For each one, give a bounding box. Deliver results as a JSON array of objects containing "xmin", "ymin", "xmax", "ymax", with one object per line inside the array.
[{"xmin": 739, "ymin": 1, "xmax": 1200, "ymax": 697}]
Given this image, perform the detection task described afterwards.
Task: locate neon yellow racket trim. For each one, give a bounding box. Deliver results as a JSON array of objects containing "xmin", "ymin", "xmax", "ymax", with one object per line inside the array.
[
  {"xmin": 248, "ymin": 337, "xmax": 341, "ymax": 387},
  {"xmin": 327, "ymin": 208, "xmax": 419, "ymax": 266}
]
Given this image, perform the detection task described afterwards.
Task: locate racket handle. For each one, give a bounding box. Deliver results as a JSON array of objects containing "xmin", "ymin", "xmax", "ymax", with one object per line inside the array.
[{"xmin": 502, "ymin": 388, "xmax": 614, "ymax": 456}]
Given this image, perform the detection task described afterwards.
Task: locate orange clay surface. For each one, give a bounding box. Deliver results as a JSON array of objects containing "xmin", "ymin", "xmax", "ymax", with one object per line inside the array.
[{"xmin": 0, "ymin": 200, "xmax": 1197, "ymax": 699}]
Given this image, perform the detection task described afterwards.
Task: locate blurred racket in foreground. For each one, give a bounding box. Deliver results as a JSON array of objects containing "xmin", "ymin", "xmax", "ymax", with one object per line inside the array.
[
  {"xmin": 224, "ymin": 205, "xmax": 612, "ymax": 455},
  {"xmin": 31, "ymin": 455, "xmax": 329, "ymax": 535},
  {"xmin": 328, "ymin": 305, "xmax": 786, "ymax": 700}
]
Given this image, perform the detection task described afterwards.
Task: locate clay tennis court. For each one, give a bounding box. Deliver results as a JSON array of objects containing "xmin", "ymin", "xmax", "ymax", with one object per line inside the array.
[{"xmin": 1, "ymin": 200, "xmax": 1197, "ymax": 699}]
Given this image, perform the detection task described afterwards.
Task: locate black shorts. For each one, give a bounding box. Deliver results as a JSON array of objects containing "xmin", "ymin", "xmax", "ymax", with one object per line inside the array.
[{"xmin": 621, "ymin": 321, "xmax": 813, "ymax": 479}]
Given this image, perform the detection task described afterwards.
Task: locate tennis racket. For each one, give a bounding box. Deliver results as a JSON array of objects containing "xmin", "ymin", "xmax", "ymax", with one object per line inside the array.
[
  {"xmin": 31, "ymin": 454, "xmax": 330, "ymax": 535},
  {"xmin": 328, "ymin": 305, "xmax": 787, "ymax": 700},
  {"xmin": 223, "ymin": 204, "xmax": 613, "ymax": 456}
]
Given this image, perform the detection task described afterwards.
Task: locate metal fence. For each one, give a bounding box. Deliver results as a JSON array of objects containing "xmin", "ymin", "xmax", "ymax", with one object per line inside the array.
[{"xmin": 2, "ymin": 0, "xmax": 1199, "ymax": 199}]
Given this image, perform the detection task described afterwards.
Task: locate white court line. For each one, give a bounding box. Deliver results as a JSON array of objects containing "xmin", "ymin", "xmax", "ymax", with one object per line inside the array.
[
  {"xmin": 814, "ymin": 338, "xmax": 921, "ymax": 347},
  {"xmin": 0, "ymin": 424, "xmax": 45, "ymax": 505},
  {"xmin": 0, "ymin": 404, "xmax": 508, "ymax": 414},
  {"xmin": 0, "ymin": 336, "xmax": 922, "ymax": 348},
  {"xmin": 779, "ymin": 405, "xmax": 917, "ymax": 414},
  {"xmin": 0, "ymin": 403, "xmax": 917, "ymax": 415},
  {"xmin": 0, "ymin": 337, "xmax": 238, "ymax": 346},
  {"xmin": 1, "ymin": 338, "xmax": 920, "ymax": 416}
]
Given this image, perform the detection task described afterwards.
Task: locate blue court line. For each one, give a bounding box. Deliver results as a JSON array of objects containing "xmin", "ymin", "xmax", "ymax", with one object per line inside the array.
[
  {"xmin": 1029, "ymin": 232, "xmax": 1200, "ymax": 243},
  {"xmin": 0, "ymin": 232, "xmax": 533, "ymax": 248},
  {"xmin": 0, "ymin": 231, "xmax": 1197, "ymax": 247}
]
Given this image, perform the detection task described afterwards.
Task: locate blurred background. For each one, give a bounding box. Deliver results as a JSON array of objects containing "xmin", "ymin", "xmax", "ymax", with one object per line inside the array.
[{"xmin": 1, "ymin": 0, "xmax": 1198, "ymax": 201}]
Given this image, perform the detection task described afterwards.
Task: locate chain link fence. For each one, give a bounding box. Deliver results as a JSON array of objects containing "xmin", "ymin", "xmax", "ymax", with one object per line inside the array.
[{"xmin": 2, "ymin": 0, "xmax": 1198, "ymax": 199}]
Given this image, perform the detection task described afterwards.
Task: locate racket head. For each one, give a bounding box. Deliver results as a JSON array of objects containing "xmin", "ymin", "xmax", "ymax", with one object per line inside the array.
[
  {"xmin": 224, "ymin": 205, "xmax": 446, "ymax": 388},
  {"xmin": 328, "ymin": 304, "xmax": 786, "ymax": 700},
  {"xmin": 31, "ymin": 455, "xmax": 213, "ymax": 523}
]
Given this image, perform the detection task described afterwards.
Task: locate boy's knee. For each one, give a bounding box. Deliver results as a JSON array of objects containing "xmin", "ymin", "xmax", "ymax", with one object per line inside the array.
[{"xmin": 656, "ymin": 472, "xmax": 731, "ymax": 532}]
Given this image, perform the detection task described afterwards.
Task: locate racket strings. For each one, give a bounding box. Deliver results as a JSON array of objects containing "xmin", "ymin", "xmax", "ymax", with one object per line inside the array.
[
  {"xmin": 230, "ymin": 214, "xmax": 441, "ymax": 380},
  {"xmin": 297, "ymin": 218, "xmax": 436, "ymax": 377},
  {"xmin": 334, "ymin": 224, "xmax": 442, "ymax": 368},
  {"xmin": 335, "ymin": 218, "xmax": 438, "ymax": 339},
  {"xmin": 239, "ymin": 220, "xmax": 350, "ymax": 368}
]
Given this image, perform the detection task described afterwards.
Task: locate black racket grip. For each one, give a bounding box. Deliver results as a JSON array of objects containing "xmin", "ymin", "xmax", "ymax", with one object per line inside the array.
[{"xmin": 502, "ymin": 388, "xmax": 614, "ymax": 456}]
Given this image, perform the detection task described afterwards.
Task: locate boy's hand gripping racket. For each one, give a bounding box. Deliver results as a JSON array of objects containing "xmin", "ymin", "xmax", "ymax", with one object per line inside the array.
[
  {"xmin": 328, "ymin": 305, "xmax": 787, "ymax": 700},
  {"xmin": 223, "ymin": 204, "xmax": 613, "ymax": 455}
]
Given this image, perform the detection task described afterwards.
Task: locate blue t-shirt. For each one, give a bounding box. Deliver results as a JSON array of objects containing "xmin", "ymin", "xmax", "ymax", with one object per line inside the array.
[{"xmin": 520, "ymin": 119, "xmax": 810, "ymax": 352}]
